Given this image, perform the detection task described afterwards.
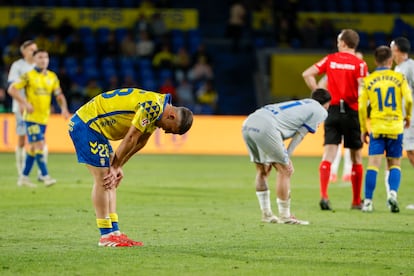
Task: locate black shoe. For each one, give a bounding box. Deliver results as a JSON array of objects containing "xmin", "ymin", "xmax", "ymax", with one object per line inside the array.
[
  {"xmin": 319, "ymin": 199, "xmax": 332, "ymax": 210},
  {"xmin": 387, "ymin": 197, "xmax": 400, "ymax": 213},
  {"xmin": 351, "ymin": 199, "xmax": 364, "ymax": 210}
]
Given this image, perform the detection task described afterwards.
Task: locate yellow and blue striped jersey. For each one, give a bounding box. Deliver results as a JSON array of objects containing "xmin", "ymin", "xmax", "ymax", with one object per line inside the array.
[
  {"xmin": 76, "ymin": 88, "xmax": 171, "ymax": 140},
  {"xmin": 13, "ymin": 68, "xmax": 60, "ymax": 124},
  {"xmin": 359, "ymin": 68, "xmax": 413, "ymax": 136}
]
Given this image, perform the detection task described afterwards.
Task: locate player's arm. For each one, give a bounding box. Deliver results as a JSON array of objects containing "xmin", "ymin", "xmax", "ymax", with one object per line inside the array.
[
  {"xmin": 104, "ymin": 125, "xmax": 147, "ymax": 189},
  {"xmin": 7, "ymin": 81, "xmax": 33, "ymax": 113},
  {"xmin": 402, "ymin": 79, "xmax": 413, "ymax": 128},
  {"xmin": 54, "ymin": 88, "xmax": 70, "ymax": 119},
  {"xmin": 302, "ymin": 65, "xmax": 319, "ymax": 91},
  {"xmin": 317, "ymin": 75, "xmax": 327, "ymax": 89},
  {"xmin": 358, "ymin": 84, "xmax": 369, "ymax": 144},
  {"xmin": 286, "ymin": 126, "xmax": 309, "ymax": 156},
  {"xmin": 111, "ymin": 125, "xmax": 145, "ymax": 169}
]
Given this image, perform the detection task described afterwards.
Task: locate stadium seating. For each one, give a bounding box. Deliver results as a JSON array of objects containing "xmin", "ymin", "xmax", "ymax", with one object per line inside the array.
[{"xmin": 4, "ymin": 25, "xmax": 20, "ymax": 43}]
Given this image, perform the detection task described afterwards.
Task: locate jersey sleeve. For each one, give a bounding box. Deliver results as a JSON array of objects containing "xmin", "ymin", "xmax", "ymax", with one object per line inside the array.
[
  {"xmin": 314, "ymin": 56, "xmax": 328, "ymax": 75},
  {"xmin": 402, "ymin": 77, "xmax": 413, "ymax": 120},
  {"xmin": 12, "ymin": 72, "xmax": 29, "ymax": 90},
  {"xmin": 358, "ymin": 80, "xmax": 369, "ymax": 133},
  {"xmin": 7, "ymin": 62, "xmax": 19, "ymax": 83},
  {"xmin": 303, "ymin": 104, "xmax": 327, "ymax": 133}
]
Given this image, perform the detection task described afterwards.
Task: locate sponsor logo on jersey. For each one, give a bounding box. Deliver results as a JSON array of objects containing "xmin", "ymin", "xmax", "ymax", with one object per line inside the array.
[
  {"xmin": 141, "ymin": 118, "xmax": 149, "ymax": 126},
  {"xmin": 329, "ymin": 62, "xmax": 355, "ymax": 70}
]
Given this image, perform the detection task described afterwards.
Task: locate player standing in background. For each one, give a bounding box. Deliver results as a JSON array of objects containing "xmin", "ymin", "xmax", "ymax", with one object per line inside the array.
[
  {"xmin": 302, "ymin": 29, "xmax": 368, "ymax": 211},
  {"xmin": 68, "ymin": 89, "xmax": 193, "ymax": 247},
  {"xmin": 317, "ymin": 51, "xmax": 365, "ymax": 184},
  {"xmin": 242, "ymin": 89, "xmax": 331, "ymax": 225},
  {"xmin": 8, "ymin": 49, "xmax": 70, "ymax": 188},
  {"xmin": 359, "ymin": 45, "xmax": 412, "ymax": 213},
  {"xmin": 389, "ymin": 37, "xmax": 414, "ymax": 210},
  {"xmin": 7, "ymin": 40, "xmax": 38, "ymax": 176}
]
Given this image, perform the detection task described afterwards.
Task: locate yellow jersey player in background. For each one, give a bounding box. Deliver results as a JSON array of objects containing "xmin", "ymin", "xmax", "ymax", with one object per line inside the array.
[
  {"xmin": 68, "ymin": 88, "xmax": 193, "ymax": 247},
  {"xmin": 8, "ymin": 49, "xmax": 70, "ymax": 188},
  {"xmin": 359, "ymin": 45, "xmax": 412, "ymax": 213}
]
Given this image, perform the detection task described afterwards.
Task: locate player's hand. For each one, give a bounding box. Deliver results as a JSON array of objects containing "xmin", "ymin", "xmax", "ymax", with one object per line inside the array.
[
  {"xmin": 25, "ymin": 102, "xmax": 34, "ymax": 113},
  {"xmin": 103, "ymin": 167, "xmax": 124, "ymax": 190},
  {"xmin": 61, "ymin": 109, "xmax": 71, "ymax": 120},
  {"xmin": 404, "ymin": 118, "xmax": 410, "ymax": 129},
  {"xmin": 361, "ymin": 132, "xmax": 369, "ymax": 144}
]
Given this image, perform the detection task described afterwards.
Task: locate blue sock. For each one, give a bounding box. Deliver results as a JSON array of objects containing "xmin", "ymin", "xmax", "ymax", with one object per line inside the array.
[
  {"xmin": 388, "ymin": 166, "xmax": 401, "ymax": 192},
  {"xmin": 35, "ymin": 150, "xmax": 48, "ymax": 176},
  {"xmin": 364, "ymin": 168, "xmax": 378, "ymax": 200},
  {"xmin": 22, "ymin": 152, "xmax": 35, "ymax": 176}
]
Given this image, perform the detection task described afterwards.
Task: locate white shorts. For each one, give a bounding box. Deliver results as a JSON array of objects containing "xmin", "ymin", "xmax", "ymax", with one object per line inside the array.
[
  {"xmin": 403, "ymin": 126, "xmax": 414, "ymax": 151},
  {"xmin": 242, "ymin": 114, "xmax": 289, "ymax": 165},
  {"xmin": 14, "ymin": 111, "xmax": 26, "ymax": 136}
]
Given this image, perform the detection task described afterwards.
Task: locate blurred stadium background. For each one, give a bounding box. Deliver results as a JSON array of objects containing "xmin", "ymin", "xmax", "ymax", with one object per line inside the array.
[{"xmin": 0, "ymin": 0, "xmax": 413, "ymax": 116}]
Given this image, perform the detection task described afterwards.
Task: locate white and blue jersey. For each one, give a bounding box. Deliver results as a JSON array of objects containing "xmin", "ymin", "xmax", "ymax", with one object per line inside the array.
[{"xmin": 242, "ymin": 98, "xmax": 327, "ymax": 164}]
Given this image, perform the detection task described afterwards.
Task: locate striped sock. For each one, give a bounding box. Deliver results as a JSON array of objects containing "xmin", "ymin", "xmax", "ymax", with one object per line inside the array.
[
  {"xmin": 22, "ymin": 151, "xmax": 35, "ymax": 176},
  {"xmin": 35, "ymin": 150, "xmax": 48, "ymax": 176},
  {"xmin": 97, "ymin": 218, "xmax": 112, "ymax": 236},
  {"xmin": 109, "ymin": 213, "xmax": 120, "ymax": 233}
]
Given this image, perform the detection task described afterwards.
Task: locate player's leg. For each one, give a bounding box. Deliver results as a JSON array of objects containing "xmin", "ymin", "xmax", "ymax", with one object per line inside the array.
[
  {"xmin": 274, "ymin": 161, "xmax": 308, "ymax": 225},
  {"xmin": 254, "ymin": 163, "xmax": 278, "ymax": 223},
  {"xmin": 386, "ymin": 159, "xmax": 401, "ymax": 213},
  {"xmin": 88, "ymin": 165, "xmax": 129, "ymax": 247},
  {"xmin": 349, "ymin": 148, "xmax": 363, "ymax": 209},
  {"xmin": 402, "ymin": 129, "xmax": 414, "ymax": 209},
  {"xmin": 15, "ymin": 112, "xmax": 26, "ymax": 176},
  {"xmin": 38, "ymin": 143, "xmax": 48, "ymax": 182},
  {"xmin": 319, "ymin": 144, "xmax": 338, "ymax": 210},
  {"xmin": 405, "ymin": 150, "xmax": 414, "ymax": 210},
  {"xmin": 329, "ymin": 144, "xmax": 342, "ymax": 182},
  {"xmin": 242, "ymin": 117, "xmax": 279, "ymax": 223},
  {"xmin": 319, "ymin": 111, "xmax": 341, "ymax": 210},
  {"xmin": 342, "ymin": 148, "xmax": 352, "ymax": 181},
  {"xmin": 344, "ymin": 111, "xmax": 364, "ymax": 209},
  {"xmin": 30, "ymin": 124, "xmax": 56, "ymax": 186},
  {"xmin": 362, "ymin": 155, "xmax": 381, "ymax": 212},
  {"xmin": 17, "ymin": 140, "xmax": 37, "ymax": 188},
  {"xmin": 384, "ymin": 135, "xmax": 403, "ymax": 213}
]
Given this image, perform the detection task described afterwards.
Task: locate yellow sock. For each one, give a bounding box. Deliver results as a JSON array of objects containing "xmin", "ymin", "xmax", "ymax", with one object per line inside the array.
[
  {"xmin": 96, "ymin": 218, "xmax": 112, "ymax": 236},
  {"xmin": 109, "ymin": 213, "xmax": 120, "ymax": 233}
]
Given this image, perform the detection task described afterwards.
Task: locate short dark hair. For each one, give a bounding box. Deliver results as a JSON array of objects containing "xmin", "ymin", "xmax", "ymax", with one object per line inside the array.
[
  {"xmin": 392, "ymin": 37, "xmax": 411, "ymax": 53},
  {"xmin": 311, "ymin": 88, "xmax": 331, "ymax": 105},
  {"xmin": 178, "ymin": 107, "xmax": 193, "ymax": 135},
  {"xmin": 339, "ymin": 29, "xmax": 359, "ymax": 49},
  {"xmin": 374, "ymin": 46, "xmax": 392, "ymax": 65}
]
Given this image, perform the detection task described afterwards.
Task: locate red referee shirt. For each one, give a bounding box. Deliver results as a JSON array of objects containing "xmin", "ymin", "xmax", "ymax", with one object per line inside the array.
[{"xmin": 315, "ymin": 52, "xmax": 368, "ymax": 111}]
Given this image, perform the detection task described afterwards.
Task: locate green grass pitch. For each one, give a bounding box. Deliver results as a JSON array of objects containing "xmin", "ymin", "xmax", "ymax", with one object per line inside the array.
[{"xmin": 0, "ymin": 153, "xmax": 413, "ymax": 275}]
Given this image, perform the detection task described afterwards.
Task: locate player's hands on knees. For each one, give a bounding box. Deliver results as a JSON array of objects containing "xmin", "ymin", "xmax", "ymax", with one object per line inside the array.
[{"xmin": 103, "ymin": 167, "xmax": 124, "ymax": 190}]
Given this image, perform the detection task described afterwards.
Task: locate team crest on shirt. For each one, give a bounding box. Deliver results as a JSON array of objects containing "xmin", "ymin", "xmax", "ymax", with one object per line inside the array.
[{"xmin": 141, "ymin": 118, "xmax": 149, "ymax": 126}]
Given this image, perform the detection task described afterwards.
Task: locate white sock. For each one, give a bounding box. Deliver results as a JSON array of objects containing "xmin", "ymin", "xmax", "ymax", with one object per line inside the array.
[
  {"xmin": 331, "ymin": 146, "xmax": 341, "ymax": 176},
  {"xmin": 384, "ymin": 170, "xmax": 390, "ymax": 195},
  {"xmin": 15, "ymin": 146, "xmax": 26, "ymax": 175},
  {"xmin": 256, "ymin": 190, "xmax": 272, "ymax": 215},
  {"xmin": 343, "ymin": 148, "xmax": 352, "ymax": 176},
  {"xmin": 277, "ymin": 198, "xmax": 291, "ymax": 218},
  {"xmin": 389, "ymin": 190, "xmax": 397, "ymax": 199}
]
